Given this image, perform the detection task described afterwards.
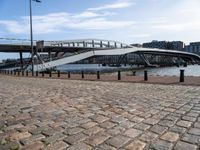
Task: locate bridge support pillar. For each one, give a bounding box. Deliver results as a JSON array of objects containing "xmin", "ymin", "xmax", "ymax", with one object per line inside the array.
[{"xmin": 48, "ymin": 50, "xmax": 52, "ymax": 61}]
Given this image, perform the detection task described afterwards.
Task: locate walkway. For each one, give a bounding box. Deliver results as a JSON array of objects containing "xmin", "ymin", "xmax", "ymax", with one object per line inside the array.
[{"xmin": 0, "ymin": 76, "xmax": 200, "ymax": 149}]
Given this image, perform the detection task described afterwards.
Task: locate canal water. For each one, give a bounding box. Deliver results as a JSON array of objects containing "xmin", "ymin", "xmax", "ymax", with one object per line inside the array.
[{"xmin": 57, "ymin": 64, "xmax": 200, "ymax": 77}]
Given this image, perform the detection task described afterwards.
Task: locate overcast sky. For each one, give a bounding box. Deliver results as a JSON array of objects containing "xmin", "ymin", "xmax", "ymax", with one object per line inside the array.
[{"xmin": 0, "ymin": 0, "xmax": 200, "ymax": 60}]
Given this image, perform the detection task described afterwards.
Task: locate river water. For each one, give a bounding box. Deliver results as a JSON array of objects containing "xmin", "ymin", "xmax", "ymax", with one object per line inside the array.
[
  {"xmin": 135, "ymin": 65, "xmax": 200, "ymax": 77},
  {"xmin": 57, "ymin": 64, "xmax": 200, "ymax": 77}
]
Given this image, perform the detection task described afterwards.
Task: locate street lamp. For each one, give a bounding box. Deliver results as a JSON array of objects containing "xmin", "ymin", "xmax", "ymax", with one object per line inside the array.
[{"xmin": 29, "ymin": 0, "xmax": 41, "ymax": 75}]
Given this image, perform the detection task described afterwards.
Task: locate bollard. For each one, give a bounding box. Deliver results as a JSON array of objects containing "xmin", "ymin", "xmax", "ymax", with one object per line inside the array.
[
  {"xmin": 26, "ymin": 71, "xmax": 28, "ymax": 76},
  {"xmin": 11, "ymin": 71, "xmax": 13, "ymax": 75},
  {"xmin": 49, "ymin": 71, "xmax": 52, "ymax": 78},
  {"xmin": 68, "ymin": 71, "xmax": 71, "ymax": 78},
  {"xmin": 18, "ymin": 71, "xmax": 20, "ymax": 76},
  {"xmin": 180, "ymin": 70, "xmax": 184, "ymax": 82},
  {"xmin": 14, "ymin": 71, "xmax": 16, "ymax": 76},
  {"xmin": 32, "ymin": 71, "xmax": 34, "ymax": 77},
  {"xmin": 144, "ymin": 70, "xmax": 148, "ymax": 81},
  {"xmin": 36, "ymin": 71, "xmax": 38, "ymax": 77},
  {"xmin": 42, "ymin": 72, "xmax": 44, "ymax": 77},
  {"xmin": 81, "ymin": 71, "xmax": 84, "ymax": 79},
  {"xmin": 97, "ymin": 71, "xmax": 100, "ymax": 79},
  {"xmin": 22, "ymin": 71, "xmax": 24, "ymax": 76},
  {"xmin": 57, "ymin": 70, "xmax": 60, "ymax": 78},
  {"xmin": 118, "ymin": 71, "xmax": 121, "ymax": 80}
]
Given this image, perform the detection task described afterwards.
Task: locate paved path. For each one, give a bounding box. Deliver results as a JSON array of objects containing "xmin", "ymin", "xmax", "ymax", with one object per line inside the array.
[{"xmin": 0, "ymin": 75, "xmax": 200, "ymax": 150}]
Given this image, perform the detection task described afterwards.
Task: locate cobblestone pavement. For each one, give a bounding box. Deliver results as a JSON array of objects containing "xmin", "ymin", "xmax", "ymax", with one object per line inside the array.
[{"xmin": 0, "ymin": 75, "xmax": 200, "ymax": 150}]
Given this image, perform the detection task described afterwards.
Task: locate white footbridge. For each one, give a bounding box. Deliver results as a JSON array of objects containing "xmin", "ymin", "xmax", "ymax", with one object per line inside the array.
[{"xmin": 0, "ymin": 38, "xmax": 200, "ymax": 71}]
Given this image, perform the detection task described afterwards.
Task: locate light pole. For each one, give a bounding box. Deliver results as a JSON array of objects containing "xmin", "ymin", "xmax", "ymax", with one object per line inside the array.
[{"xmin": 29, "ymin": 0, "xmax": 41, "ymax": 75}]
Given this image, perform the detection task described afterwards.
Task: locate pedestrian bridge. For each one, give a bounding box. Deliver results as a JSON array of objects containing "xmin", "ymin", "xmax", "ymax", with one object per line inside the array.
[
  {"xmin": 34, "ymin": 46, "xmax": 200, "ymax": 71},
  {"xmin": 0, "ymin": 38, "xmax": 200, "ymax": 71}
]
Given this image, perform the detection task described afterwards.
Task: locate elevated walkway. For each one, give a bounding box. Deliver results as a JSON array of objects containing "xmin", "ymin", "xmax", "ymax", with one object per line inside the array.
[
  {"xmin": 1, "ymin": 38, "xmax": 200, "ymax": 71},
  {"xmin": 34, "ymin": 47, "xmax": 200, "ymax": 71}
]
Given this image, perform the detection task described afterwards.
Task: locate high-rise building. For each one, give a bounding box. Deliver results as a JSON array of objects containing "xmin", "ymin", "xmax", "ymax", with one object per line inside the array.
[
  {"xmin": 142, "ymin": 40, "xmax": 185, "ymax": 51},
  {"xmin": 185, "ymin": 42, "xmax": 200, "ymax": 55}
]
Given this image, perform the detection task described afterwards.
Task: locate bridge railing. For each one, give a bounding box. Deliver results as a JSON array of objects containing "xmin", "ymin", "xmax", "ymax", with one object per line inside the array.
[
  {"xmin": 0, "ymin": 38, "xmax": 133, "ymax": 50},
  {"xmin": 49, "ymin": 39, "xmax": 132, "ymax": 49}
]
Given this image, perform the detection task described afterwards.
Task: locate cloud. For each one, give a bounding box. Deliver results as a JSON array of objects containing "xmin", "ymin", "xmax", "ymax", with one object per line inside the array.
[
  {"xmin": 0, "ymin": 0, "xmax": 135, "ymax": 35},
  {"xmin": 130, "ymin": 34, "xmax": 151, "ymax": 38},
  {"xmin": 73, "ymin": 11, "xmax": 115, "ymax": 18},
  {"xmin": 0, "ymin": 12, "xmax": 135, "ymax": 34},
  {"xmin": 88, "ymin": 0, "xmax": 134, "ymax": 11},
  {"xmin": 152, "ymin": 21, "xmax": 200, "ymax": 32},
  {"xmin": 0, "ymin": 20, "xmax": 28, "ymax": 34}
]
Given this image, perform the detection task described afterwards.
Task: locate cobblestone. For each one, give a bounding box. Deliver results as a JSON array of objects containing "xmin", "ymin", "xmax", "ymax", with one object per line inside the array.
[
  {"xmin": 134, "ymin": 123, "xmax": 151, "ymax": 131},
  {"xmin": 188, "ymin": 128, "xmax": 200, "ymax": 136},
  {"xmin": 160, "ymin": 131, "xmax": 179, "ymax": 142},
  {"xmin": 181, "ymin": 133, "xmax": 200, "ymax": 144},
  {"xmin": 176, "ymin": 120, "xmax": 193, "ymax": 128},
  {"xmin": 124, "ymin": 128, "xmax": 143, "ymax": 138},
  {"xmin": 150, "ymin": 125, "xmax": 168, "ymax": 135},
  {"xmin": 67, "ymin": 142, "xmax": 92, "ymax": 150},
  {"xmin": 169, "ymin": 125, "xmax": 187, "ymax": 134},
  {"xmin": 1, "ymin": 76, "xmax": 200, "ymax": 149},
  {"xmin": 139, "ymin": 131, "xmax": 158, "ymax": 142},
  {"xmin": 44, "ymin": 141, "xmax": 68, "ymax": 150},
  {"xmin": 174, "ymin": 141, "xmax": 198, "ymax": 150},
  {"xmin": 63, "ymin": 133, "xmax": 87, "ymax": 144},
  {"xmin": 106, "ymin": 135, "xmax": 131, "ymax": 148},
  {"xmin": 150, "ymin": 139, "xmax": 173, "ymax": 150},
  {"xmin": 85, "ymin": 131, "xmax": 111, "ymax": 146},
  {"xmin": 125, "ymin": 140, "xmax": 146, "ymax": 150}
]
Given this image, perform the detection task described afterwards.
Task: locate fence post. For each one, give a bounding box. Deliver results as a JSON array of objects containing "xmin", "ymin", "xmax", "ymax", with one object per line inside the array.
[
  {"xmin": 36, "ymin": 71, "xmax": 38, "ymax": 77},
  {"xmin": 144, "ymin": 70, "xmax": 148, "ymax": 81},
  {"xmin": 118, "ymin": 71, "xmax": 121, "ymax": 80},
  {"xmin": 180, "ymin": 70, "xmax": 184, "ymax": 82},
  {"xmin": 49, "ymin": 71, "xmax": 52, "ymax": 78},
  {"xmin": 81, "ymin": 71, "xmax": 84, "ymax": 79},
  {"xmin": 58, "ymin": 70, "xmax": 60, "ymax": 78},
  {"xmin": 68, "ymin": 71, "xmax": 71, "ymax": 78},
  {"xmin": 97, "ymin": 71, "xmax": 100, "ymax": 79}
]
